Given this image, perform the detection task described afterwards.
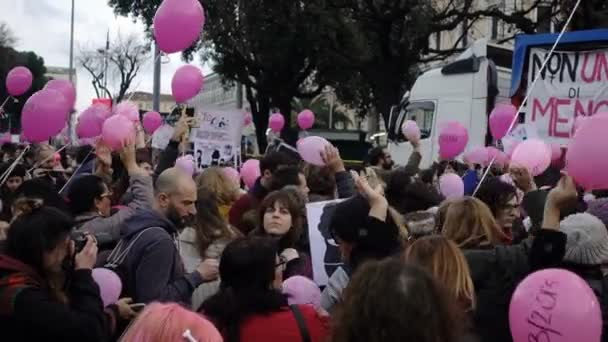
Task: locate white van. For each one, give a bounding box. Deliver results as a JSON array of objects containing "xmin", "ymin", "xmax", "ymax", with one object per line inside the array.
[{"xmin": 388, "ymin": 39, "xmax": 513, "ymax": 168}]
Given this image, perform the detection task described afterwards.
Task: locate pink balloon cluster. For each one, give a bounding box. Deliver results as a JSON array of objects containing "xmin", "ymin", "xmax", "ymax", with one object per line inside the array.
[
  {"xmin": 172, "ymin": 65, "xmax": 204, "ymax": 104},
  {"xmin": 511, "ymin": 139, "xmax": 551, "ymax": 176},
  {"xmin": 6, "ymin": 66, "xmax": 33, "ymax": 97},
  {"xmin": 566, "ymin": 115, "xmax": 608, "ymax": 190},
  {"xmin": 269, "ymin": 113, "xmax": 285, "ymax": 133},
  {"xmin": 92, "ymin": 268, "xmax": 122, "ymax": 307},
  {"xmin": 438, "ymin": 121, "xmax": 468, "ymax": 159},
  {"xmin": 489, "ymin": 103, "xmax": 517, "ymax": 140},
  {"xmin": 76, "ymin": 104, "xmax": 111, "ymax": 139},
  {"xmin": 143, "ymin": 111, "xmax": 163, "ymax": 134},
  {"xmin": 101, "ymin": 115, "xmax": 136, "ymax": 151},
  {"xmin": 153, "ymin": 0, "xmax": 205, "ymax": 54},
  {"xmin": 114, "ymin": 101, "xmax": 140, "ymax": 122},
  {"xmin": 240, "ymin": 159, "xmax": 261, "ymax": 189},
  {"xmin": 297, "ymin": 136, "xmax": 331, "ymax": 166},
  {"xmin": 21, "ymin": 89, "xmax": 69, "ymax": 143},
  {"xmin": 439, "ymin": 173, "xmax": 464, "ymax": 200},
  {"xmin": 297, "ymin": 110, "xmax": 315, "ymax": 130},
  {"xmin": 401, "ymin": 120, "xmax": 421, "ymax": 143},
  {"xmin": 45, "ymin": 79, "xmax": 76, "ymax": 111},
  {"xmin": 486, "ymin": 147, "xmax": 509, "ymax": 168},
  {"xmin": 509, "ymin": 269, "xmax": 601, "ymax": 342}
]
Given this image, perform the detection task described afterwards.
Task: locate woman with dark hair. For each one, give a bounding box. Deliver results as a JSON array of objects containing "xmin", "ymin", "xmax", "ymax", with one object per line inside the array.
[
  {"xmin": 331, "ymin": 258, "xmax": 466, "ymax": 342},
  {"xmin": 0, "ymin": 160, "xmax": 26, "ymax": 222},
  {"xmin": 320, "ymin": 172, "xmax": 404, "ymax": 312},
  {"xmin": 179, "ymin": 190, "xmax": 241, "ymax": 308},
  {"xmin": 200, "ymin": 237, "xmax": 328, "ymax": 342},
  {"xmin": 0, "ymin": 205, "xmax": 119, "ymax": 341},
  {"xmin": 66, "ymin": 143, "xmax": 153, "ymax": 245},
  {"xmin": 252, "ymin": 189, "xmax": 312, "ymax": 279},
  {"xmin": 474, "ymin": 177, "xmax": 520, "ymax": 242}
]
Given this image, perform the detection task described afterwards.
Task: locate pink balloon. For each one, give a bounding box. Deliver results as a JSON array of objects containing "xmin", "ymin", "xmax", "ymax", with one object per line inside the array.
[
  {"xmin": 240, "ymin": 159, "xmax": 260, "ymax": 189},
  {"xmin": 489, "ymin": 103, "xmax": 517, "ymax": 140},
  {"xmin": 222, "ymin": 167, "xmax": 240, "ymax": 187},
  {"xmin": 269, "ymin": 113, "xmax": 285, "ymax": 133},
  {"xmin": 401, "ymin": 120, "xmax": 421, "ymax": 142},
  {"xmin": 511, "ymin": 139, "xmax": 551, "ymax": 176},
  {"xmin": 283, "ymin": 276, "xmax": 322, "ymax": 310},
  {"xmin": 573, "ymin": 115, "xmax": 589, "ymax": 135},
  {"xmin": 566, "ymin": 116, "xmax": 608, "ymax": 190},
  {"xmin": 439, "ymin": 173, "xmax": 464, "ymax": 200},
  {"xmin": 101, "ymin": 115, "xmax": 135, "ymax": 151},
  {"xmin": 297, "ymin": 110, "xmax": 315, "ymax": 130},
  {"xmin": 486, "ymin": 147, "xmax": 509, "ymax": 167},
  {"xmin": 6, "ymin": 66, "xmax": 33, "ymax": 97},
  {"xmin": 92, "ymin": 268, "xmax": 122, "ymax": 307},
  {"xmin": 550, "ymin": 143, "xmax": 562, "ymax": 162},
  {"xmin": 21, "ymin": 89, "xmax": 69, "ymax": 143},
  {"xmin": 509, "ymin": 269, "xmax": 601, "ymax": 342},
  {"xmin": 505, "ymin": 140, "xmax": 521, "ymax": 158},
  {"xmin": 114, "ymin": 101, "xmax": 140, "ymax": 122},
  {"xmin": 76, "ymin": 105, "xmax": 107, "ymax": 138},
  {"xmin": 153, "ymin": 0, "xmax": 205, "ymax": 54},
  {"xmin": 45, "ymin": 79, "xmax": 76, "ymax": 111},
  {"xmin": 142, "ymin": 111, "xmax": 163, "ymax": 134},
  {"xmin": 175, "ymin": 155, "xmax": 195, "ymax": 176},
  {"xmin": 172, "ymin": 65, "xmax": 204, "ymax": 104},
  {"xmin": 297, "ymin": 136, "xmax": 331, "ymax": 166},
  {"xmin": 438, "ymin": 121, "xmax": 469, "ymax": 159},
  {"xmin": 243, "ymin": 112, "xmax": 253, "ymax": 126},
  {"xmin": 463, "ymin": 147, "xmax": 489, "ymax": 166}
]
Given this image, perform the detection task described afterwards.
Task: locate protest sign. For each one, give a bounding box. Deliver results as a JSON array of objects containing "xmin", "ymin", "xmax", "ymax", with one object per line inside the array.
[
  {"xmin": 151, "ymin": 124, "xmax": 174, "ymax": 150},
  {"xmin": 306, "ymin": 199, "xmax": 344, "ymax": 286},
  {"xmin": 526, "ymin": 48, "xmax": 608, "ymax": 145},
  {"xmin": 190, "ymin": 107, "xmax": 244, "ymax": 170}
]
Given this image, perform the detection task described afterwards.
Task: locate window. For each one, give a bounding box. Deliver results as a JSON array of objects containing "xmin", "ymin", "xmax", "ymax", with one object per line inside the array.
[
  {"xmin": 405, "ymin": 101, "xmax": 435, "ymax": 139},
  {"xmin": 491, "ymin": 17, "xmax": 499, "ymax": 40}
]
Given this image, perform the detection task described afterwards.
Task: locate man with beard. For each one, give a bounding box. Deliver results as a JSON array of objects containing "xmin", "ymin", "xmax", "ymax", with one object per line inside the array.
[
  {"xmin": 366, "ymin": 139, "xmax": 422, "ymax": 175},
  {"xmin": 106, "ymin": 167, "xmax": 218, "ymax": 304}
]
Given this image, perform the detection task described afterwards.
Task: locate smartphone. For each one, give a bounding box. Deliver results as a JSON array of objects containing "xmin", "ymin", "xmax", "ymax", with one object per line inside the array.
[
  {"xmin": 130, "ymin": 303, "xmax": 146, "ymax": 313},
  {"xmin": 185, "ymin": 107, "xmax": 195, "ymax": 118}
]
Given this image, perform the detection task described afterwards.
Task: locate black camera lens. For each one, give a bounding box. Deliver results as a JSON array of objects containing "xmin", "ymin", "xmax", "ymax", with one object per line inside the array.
[{"xmin": 71, "ymin": 232, "xmax": 87, "ymax": 253}]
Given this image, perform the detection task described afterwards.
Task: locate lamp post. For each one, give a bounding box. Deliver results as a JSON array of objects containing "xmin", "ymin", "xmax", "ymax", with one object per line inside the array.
[{"xmin": 68, "ymin": 0, "xmax": 75, "ymax": 144}]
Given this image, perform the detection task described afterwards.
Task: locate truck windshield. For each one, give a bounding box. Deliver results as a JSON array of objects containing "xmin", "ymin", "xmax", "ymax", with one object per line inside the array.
[{"xmin": 404, "ymin": 101, "xmax": 435, "ymax": 139}]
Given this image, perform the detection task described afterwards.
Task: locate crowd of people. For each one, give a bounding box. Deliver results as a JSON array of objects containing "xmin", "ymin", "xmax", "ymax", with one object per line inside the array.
[{"xmin": 0, "ymin": 115, "xmax": 605, "ymax": 342}]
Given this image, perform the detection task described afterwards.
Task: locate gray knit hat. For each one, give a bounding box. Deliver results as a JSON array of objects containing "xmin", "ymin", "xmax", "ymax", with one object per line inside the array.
[{"xmin": 560, "ymin": 213, "xmax": 608, "ymax": 265}]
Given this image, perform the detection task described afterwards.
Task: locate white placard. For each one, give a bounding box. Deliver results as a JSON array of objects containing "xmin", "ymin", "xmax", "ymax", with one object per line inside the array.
[
  {"xmin": 190, "ymin": 107, "xmax": 244, "ymax": 170},
  {"xmin": 151, "ymin": 124, "xmax": 174, "ymax": 150},
  {"xmin": 526, "ymin": 48, "xmax": 608, "ymax": 145},
  {"xmin": 306, "ymin": 199, "xmax": 344, "ymax": 286}
]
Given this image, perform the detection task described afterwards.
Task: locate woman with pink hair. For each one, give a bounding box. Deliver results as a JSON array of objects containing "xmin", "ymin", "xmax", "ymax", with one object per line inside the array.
[{"xmin": 120, "ymin": 302, "xmax": 222, "ymax": 342}]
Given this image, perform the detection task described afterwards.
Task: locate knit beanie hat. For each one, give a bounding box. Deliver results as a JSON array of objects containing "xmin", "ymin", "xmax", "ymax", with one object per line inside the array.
[
  {"xmin": 403, "ymin": 211, "xmax": 436, "ymax": 238},
  {"xmin": 586, "ymin": 197, "xmax": 608, "ymax": 228},
  {"xmin": 560, "ymin": 213, "xmax": 608, "ymax": 265}
]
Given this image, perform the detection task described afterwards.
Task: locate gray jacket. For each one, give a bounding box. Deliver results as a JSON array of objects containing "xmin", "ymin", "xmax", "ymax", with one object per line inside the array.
[{"xmin": 74, "ymin": 174, "xmax": 154, "ymax": 243}]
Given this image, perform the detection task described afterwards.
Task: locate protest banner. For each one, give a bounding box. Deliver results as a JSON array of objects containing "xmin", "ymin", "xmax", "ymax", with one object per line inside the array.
[
  {"xmin": 306, "ymin": 199, "xmax": 344, "ymax": 286},
  {"xmin": 526, "ymin": 48, "xmax": 608, "ymax": 145},
  {"xmin": 190, "ymin": 107, "xmax": 244, "ymax": 170}
]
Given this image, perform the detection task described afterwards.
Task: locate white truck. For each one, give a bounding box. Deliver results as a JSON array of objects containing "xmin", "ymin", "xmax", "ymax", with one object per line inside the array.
[{"xmin": 388, "ymin": 28, "xmax": 608, "ymax": 168}]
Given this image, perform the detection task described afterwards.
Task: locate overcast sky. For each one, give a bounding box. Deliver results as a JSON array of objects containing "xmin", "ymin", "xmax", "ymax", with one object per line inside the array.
[{"xmin": 0, "ymin": 0, "xmax": 211, "ymax": 111}]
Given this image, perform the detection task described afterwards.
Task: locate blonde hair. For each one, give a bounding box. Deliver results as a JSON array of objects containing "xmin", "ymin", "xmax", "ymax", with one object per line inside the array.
[
  {"xmin": 120, "ymin": 302, "xmax": 222, "ymax": 342},
  {"xmin": 195, "ymin": 167, "xmax": 239, "ymax": 206},
  {"xmin": 405, "ymin": 235, "xmax": 476, "ymax": 311},
  {"xmin": 442, "ymin": 197, "xmax": 507, "ymax": 248}
]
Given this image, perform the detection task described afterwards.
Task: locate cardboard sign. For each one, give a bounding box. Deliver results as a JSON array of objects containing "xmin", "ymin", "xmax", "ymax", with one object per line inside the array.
[{"xmin": 306, "ymin": 199, "xmax": 344, "ymax": 286}]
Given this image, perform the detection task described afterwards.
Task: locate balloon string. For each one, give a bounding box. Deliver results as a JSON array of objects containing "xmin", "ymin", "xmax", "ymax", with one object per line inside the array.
[
  {"xmin": 27, "ymin": 144, "xmax": 70, "ymax": 174},
  {"xmin": 472, "ymin": 0, "xmax": 582, "ymax": 196},
  {"xmin": 0, "ymin": 96, "xmax": 12, "ymax": 118},
  {"xmin": 0, "ymin": 145, "xmax": 30, "ymax": 187},
  {"xmin": 58, "ymin": 147, "xmax": 95, "ymax": 194}
]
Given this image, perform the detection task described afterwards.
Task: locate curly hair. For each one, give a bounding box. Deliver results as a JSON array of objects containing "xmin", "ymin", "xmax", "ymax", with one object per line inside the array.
[
  {"xmin": 331, "ymin": 258, "xmax": 465, "ymax": 342},
  {"xmin": 303, "ymin": 164, "xmax": 336, "ymax": 198},
  {"xmin": 474, "ymin": 177, "xmax": 517, "ymax": 218}
]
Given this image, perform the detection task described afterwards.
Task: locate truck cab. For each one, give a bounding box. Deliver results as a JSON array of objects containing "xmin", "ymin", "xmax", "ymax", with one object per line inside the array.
[{"xmin": 388, "ymin": 39, "xmax": 513, "ymax": 168}]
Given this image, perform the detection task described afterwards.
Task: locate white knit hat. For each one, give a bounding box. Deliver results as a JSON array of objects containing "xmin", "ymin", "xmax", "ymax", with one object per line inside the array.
[{"xmin": 560, "ymin": 213, "xmax": 608, "ymax": 265}]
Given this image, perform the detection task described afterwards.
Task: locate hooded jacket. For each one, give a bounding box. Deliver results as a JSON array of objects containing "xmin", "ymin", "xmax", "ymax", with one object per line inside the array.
[
  {"xmin": 115, "ymin": 209, "xmax": 204, "ymax": 304},
  {"xmin": 0, "ymin": 254, "xmax": 110, "ymax": 342}
]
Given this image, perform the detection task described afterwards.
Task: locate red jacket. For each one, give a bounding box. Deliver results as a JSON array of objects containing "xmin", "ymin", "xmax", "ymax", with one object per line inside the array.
[
  {"xmin": 240, "ymin": 305, "xmax": 329, "ymax": 342},
  {"xmin": 229, "ymin": 178, "xmax": 268, "ymax": 234}
]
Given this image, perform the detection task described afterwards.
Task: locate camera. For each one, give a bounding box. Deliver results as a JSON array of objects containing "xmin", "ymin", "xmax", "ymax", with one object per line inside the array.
[{"xmin": 70, "ymin": 231, "xmax": 113, "ymax": 253}]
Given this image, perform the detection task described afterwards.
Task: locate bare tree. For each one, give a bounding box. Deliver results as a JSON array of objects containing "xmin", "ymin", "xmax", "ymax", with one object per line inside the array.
[
  {"xmin": 0, "ymin": 22, "xmax": 16, "ymax": 48},
  {"xmin": 78, "ymin": 33, "xmax": 150, "ymax": 104}
]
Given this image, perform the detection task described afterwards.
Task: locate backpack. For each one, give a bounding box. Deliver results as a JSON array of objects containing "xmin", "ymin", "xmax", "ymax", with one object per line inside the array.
[{"xmin": 103, "ymin": 227, "xmax": 164, "ymax": 298}]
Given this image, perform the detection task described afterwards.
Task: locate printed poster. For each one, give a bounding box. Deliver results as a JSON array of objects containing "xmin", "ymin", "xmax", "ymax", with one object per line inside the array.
[
  {"xmin": 190, "ymin": 107, "xmax": 244, "ymax": 170},
  {"xmin": 306, "ymin": 199, "xmax": 344, "ymax": 286}
]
